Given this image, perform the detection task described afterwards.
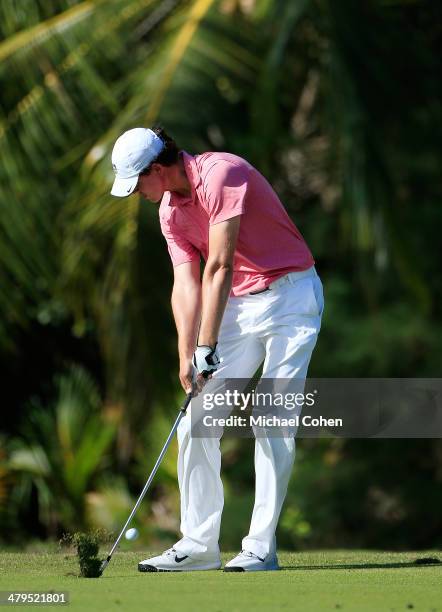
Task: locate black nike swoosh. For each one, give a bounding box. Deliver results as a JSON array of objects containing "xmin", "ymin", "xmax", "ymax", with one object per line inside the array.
[{"xmin": 175, "ymin": 554, "xmax": 188, "ymax": 563}]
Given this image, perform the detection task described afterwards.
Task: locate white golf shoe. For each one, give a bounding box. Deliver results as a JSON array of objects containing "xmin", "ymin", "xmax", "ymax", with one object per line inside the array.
[
  {"xmin": 138, "ymin": 548, "xmax": 221, "ymax": 572},
  {"xmin": 224, "ymin": 550, "xmax": 280, "ymax": 572}
]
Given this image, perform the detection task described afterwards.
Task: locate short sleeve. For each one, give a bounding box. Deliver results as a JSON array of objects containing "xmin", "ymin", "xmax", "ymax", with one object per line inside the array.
[
  {"xmin": 160, "ymin": 220, "xmax": 200, "ymax": 267},
  {"xmin": 203, "ymin": 161, "xmax": 248, "ymax": 225}
]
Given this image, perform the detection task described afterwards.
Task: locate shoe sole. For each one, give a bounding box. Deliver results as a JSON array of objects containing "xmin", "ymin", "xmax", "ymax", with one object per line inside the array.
[
  {"xmin": 224, "ymin": 564, "xmax": 280, "ymax": 572},
  {"xmin": 138, "ymin": 563, "xmax": 221, "ymax": 573}
]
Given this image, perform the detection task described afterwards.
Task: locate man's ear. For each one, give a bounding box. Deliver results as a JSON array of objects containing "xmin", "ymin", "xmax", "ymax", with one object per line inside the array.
[{"xmin": 150, "ymin": 162, "xmax": 162, "ymax": 175}]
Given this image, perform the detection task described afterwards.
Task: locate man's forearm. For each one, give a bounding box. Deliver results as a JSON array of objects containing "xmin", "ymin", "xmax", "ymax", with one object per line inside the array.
[
  {"xmin": 171, "ymin": 283, "xmax": 202, "ymax": 361},
  {"xmin": 198, "ymin": 263, "xmax": 233, "ymax": 346}
]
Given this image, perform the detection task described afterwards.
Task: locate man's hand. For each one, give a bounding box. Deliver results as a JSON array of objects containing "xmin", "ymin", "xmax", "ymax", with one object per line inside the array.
[
  {"xmin": 193, "ymin": 344, "xmax": 220, "ymax": 378},
  {"xmin": 179, "ymin": 359, "xmax": 196, "ymax": 395},
  {"xmin": 179, "ymin": 358, "xmax": 206, "ymax": 397}
]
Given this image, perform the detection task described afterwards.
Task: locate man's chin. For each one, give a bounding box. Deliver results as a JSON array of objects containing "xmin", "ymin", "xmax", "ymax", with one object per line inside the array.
[
  {"xmin": 141, "ymin": 193, "xmax": 162, "ymax": 203},
  {"xmin": 140, "ymin": 194, "xmax": 160, "ymax": 203}
]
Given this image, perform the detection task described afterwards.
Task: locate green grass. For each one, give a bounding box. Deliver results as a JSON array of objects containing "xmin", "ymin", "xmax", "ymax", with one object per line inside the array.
[{"xmin": 0, "ymin": 550, "xmax": 441, "ymax": 611}]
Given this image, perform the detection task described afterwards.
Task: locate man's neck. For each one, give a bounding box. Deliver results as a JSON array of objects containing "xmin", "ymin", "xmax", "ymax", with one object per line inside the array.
[{"xmin": 168, "ymin": 154, "xmax": 191, "ymax": 197}]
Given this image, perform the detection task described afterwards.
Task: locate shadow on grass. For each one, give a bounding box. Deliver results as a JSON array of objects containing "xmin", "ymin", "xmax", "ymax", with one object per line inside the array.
[{"xmin": 281, "ymin": 559, "xmax": 441, "ymax": 571}]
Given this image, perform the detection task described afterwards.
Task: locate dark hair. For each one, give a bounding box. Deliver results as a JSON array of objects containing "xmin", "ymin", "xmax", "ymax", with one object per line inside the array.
[{"xmin": 140, "ymin": 126, "xmax": 179, "ymax": 175}]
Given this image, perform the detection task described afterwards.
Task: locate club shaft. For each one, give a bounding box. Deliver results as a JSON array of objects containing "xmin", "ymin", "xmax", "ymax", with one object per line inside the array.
[{"xmin": 105, "ymin": 393, "xmax": 192, "ymax": 562}]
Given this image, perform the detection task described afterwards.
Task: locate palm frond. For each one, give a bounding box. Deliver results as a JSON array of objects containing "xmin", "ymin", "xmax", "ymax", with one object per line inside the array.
[{"xmin": 5, "ymin": 365, "xmax": 117, "ymax": 531}]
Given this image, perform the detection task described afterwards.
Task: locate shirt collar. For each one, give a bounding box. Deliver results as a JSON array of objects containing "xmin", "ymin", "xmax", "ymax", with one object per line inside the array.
[{"xmin": 168, "ymin": 150, "xmax": 200, "ymax": 207}]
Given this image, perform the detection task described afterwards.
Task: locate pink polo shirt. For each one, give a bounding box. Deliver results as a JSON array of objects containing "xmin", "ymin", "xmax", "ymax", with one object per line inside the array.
[{"xmin": 159, "ymin": 151, "xmax": 314, "ymax": 296}]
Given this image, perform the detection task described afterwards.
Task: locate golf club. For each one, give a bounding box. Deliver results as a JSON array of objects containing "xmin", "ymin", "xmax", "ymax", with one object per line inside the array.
[{"xmin": 99, "ymin": 391, "xmax": 193, "ymax": 576}]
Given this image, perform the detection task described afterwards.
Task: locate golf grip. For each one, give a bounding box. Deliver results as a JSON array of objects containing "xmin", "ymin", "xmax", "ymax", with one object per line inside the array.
[{"xmin": 103, "ymin": 392, "xmax": 193, "ymax": 568}]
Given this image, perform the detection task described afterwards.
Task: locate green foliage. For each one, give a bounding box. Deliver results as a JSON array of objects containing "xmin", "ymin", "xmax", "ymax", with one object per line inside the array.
[
  {"xmin": 5, "ymin": 366, "xmax": 118, "ymax": 536},
  {"xmin": 279, "ymin": 438, "xmax": 442, "ymax": 550},
  {"xmin": 66, "ymin": 530, "xmax": 103, "ymax": 578}
]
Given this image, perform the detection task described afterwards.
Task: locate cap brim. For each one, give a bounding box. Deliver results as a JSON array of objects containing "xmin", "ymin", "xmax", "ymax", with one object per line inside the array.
[{"xmin": 111, "ymin": 175, "xmax": 138, "ymax": 197}]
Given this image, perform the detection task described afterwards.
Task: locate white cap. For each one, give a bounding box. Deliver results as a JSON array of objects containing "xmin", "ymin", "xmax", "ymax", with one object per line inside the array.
[{"xmin": 110, "ymin": 128, "xmax": 164, "ymax": 197}]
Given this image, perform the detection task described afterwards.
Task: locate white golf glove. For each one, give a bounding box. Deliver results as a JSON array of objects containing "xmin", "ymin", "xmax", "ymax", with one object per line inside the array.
[{"xmin": 193, "ymin": 343, "xmax": 220, "ymax": 379}]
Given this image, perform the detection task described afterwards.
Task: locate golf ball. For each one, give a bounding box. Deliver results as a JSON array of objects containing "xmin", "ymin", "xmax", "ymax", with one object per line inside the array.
[{"xmin": 125, "ymin": 528, "xmax": 139, "ymax": 541}]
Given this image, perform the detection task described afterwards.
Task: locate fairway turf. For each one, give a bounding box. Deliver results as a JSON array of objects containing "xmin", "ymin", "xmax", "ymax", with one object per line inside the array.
[{"xmin": 0, "ymin": 550, "xmax": 441, "ymax": 611}]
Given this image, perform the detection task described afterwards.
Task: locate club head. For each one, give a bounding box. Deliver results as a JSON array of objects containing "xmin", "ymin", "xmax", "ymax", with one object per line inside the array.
[{"xmin": 98, "ymin": 558, "xmax": 109, "ymax": 576}]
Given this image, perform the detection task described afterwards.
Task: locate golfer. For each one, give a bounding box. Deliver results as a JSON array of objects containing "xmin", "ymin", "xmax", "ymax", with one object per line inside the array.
[{"xmin": 110, "ymin": 127, "xmax": 324, "ymax": 572}]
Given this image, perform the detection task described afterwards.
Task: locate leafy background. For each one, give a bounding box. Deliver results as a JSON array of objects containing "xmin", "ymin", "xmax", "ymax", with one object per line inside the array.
[{"xmin": 1, "ymin": 0, "xmax": 441, "ymax": 549}]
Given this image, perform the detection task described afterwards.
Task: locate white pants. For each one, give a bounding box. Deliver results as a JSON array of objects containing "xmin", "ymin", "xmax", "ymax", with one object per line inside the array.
[{"xmin": 174, "ymin": 266, "xmax": 324, "ymax": 560}]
